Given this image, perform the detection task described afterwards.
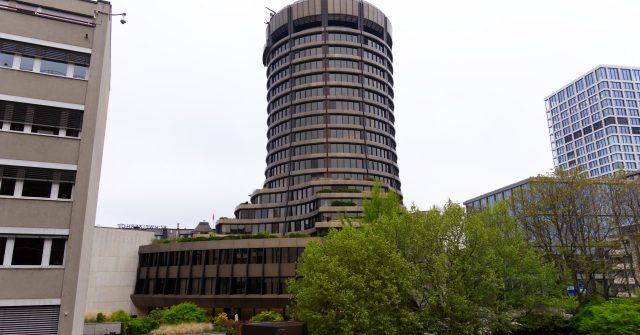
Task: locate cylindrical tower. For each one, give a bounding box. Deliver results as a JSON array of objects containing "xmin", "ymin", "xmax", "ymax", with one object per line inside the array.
[{"xmin": 217, "ymin": 0, "xmax": 399, "ymax": 235}]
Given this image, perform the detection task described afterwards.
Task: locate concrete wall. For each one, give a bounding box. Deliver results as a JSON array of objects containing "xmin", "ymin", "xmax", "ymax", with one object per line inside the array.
[{"xmin": 85, "ymin": 228, "xmax": 154, "ymax": 316}]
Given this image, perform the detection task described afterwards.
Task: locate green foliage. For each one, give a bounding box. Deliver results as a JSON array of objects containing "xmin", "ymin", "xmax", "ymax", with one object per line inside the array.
[
  {"xmin": 289, "ymin": 183, "xmax": 571, "ymax": 335},
  {"xmin": 574, "ymin": 298, "xmax": 640, "ymax": 335},
  {"xmin": 127, "ymin": 318, "xmax": 156, "ymax": 335},
  {"xmin": 110, "ymin": 310, "xmax": 130, "ymax": 335},
  {"xmin": 288, "ymin": 225, "xmax": 419, "ymax": 334},
  {"xmin": 329, "ymin": 200, "xmax": 356, "ymax": 206},
  {"xmin": 151, "ymin": 239, "xmax": 171, "ymax": 244},
  {"xmin": 251, "ymin": 310, "xmax": 284, "ymax": 322},
  {"xmin": 160, "ymin": 302, "xmax": 208, "ymax": 325},
  {"xmin": 155, "ymin": 232, "xmax": 280, "ymax": 244},
  {"xmin": 96, "ymin": 312, "xmax": 107, "ymax": 323}
]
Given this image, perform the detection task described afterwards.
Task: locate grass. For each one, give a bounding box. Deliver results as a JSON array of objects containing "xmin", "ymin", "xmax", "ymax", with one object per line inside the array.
[{"xmin": 149, "ymin": 323, "xmax": 214, "ymax": 335}]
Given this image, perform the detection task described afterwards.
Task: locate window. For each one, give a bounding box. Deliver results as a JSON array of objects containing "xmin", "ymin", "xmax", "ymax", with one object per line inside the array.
[
  {"xmin": 0, "ymin": 52, "xmax": 13, "ymax": 67},
  {"xmin": 0, "ymin": 178, "xmax": 16, "ymax": 196},
  {"xmin": 73, "ymin": 64, "xmax": 87, "ymax": 79},
  {"xmin": 49, "ymin": 239, "xmax": 65, "ymax": 265},
  {"xmin": 19, "ymin": 56, "xmax": 34, "ymax": 71},
  {"xmin": 22, "ymin": 180, "xmax": 53, "ymax": 198},
  {"xmin": 12, "ymin": 238, "xmax": 44, "ymax": 265},
  {"xmin": 40, "ymin": 59, "xmax": 68, "ymax": 76},
  {"xmin": 0, "ymin": 237, "xmax": 5, "ymax": 264}
]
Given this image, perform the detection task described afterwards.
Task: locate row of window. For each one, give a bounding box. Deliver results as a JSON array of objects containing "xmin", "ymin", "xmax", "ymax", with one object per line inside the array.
[
  {"xmin": 136, "ymin": 276, "xmax": 289, "ymax": 296},
  {"xmin": 547, "ymin": 68, "xmax": 640, "ymax": 108},
  {"xmin": 268, "ymin": 143, "xmax": 396, "ymax": 164},
  {"xmin": 253, "ymin": 185, "xmax": 373, "ymax": 204},
  {"xmin": 266, "ymin": 157, "xmax": 397, "ymax": 178},
  {"xmin": 0, "ymin": 52, "xmax": 88, "ymax": 79},
  {"xmin": 0, "ymin": 100, "xmax": 83, "ymax": 138},
  {"xmin": 271, "ymin": 32, "xmax": 390, "ymax": 60},
  {"xmin": 0, "ymin": 236, "xmax": 65, "ymax": 267},
  {"xmin": 139, "ymin": 247, "xmax": 305, "ymax": 267},
  {"xmin": 268, "ymin": 127, "xmax": 396, "ymax": 150},
  {"xmin": 264, "ymin": 172, "xmax": 401, "ymax": 190},
  {"xmin": 0, "ymin": 165, "xmax": 75, "ymax": 200}
]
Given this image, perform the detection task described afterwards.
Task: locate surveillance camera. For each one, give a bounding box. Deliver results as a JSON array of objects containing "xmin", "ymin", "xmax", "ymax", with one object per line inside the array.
[{"xmin": 120, "ymin": 18, "xmax": 126, "ymax": 24}]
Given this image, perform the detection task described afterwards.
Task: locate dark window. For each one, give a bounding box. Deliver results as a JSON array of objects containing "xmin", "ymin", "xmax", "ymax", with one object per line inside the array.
[
  {"xmin": 0, "ymin": 237, "xmax": 5, "ymax": 264},
  {"xmin": 31, "ymin": 125, "xmax": 59, "ymax": 136},
  {"xmin": 21, "ymin": 180, "xmax": 52, "ymax": 198},
  {"xmin": 12, "ymin": 238, "xmax": 44, "ymax": 265},
  {"xmin": 9, "ymin": 123, "xmax": 24, "ymax": 131},
  {"xmin": 49, "ymin": 239, "xmax": 65, "ymax": 265},
  {"xmin": 0, "ymin": 178, "xmax": 16, "ymax": 196},
  {"xmin": 57, "ymin": 183, "xmax": 73, "ymax": 199}
]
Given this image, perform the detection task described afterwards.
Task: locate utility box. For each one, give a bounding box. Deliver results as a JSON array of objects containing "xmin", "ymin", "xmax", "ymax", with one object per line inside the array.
[
  {"xmin": 83, "ymin": 322, "xmax": 121, "ymax": 335},
  {"xmin": 242, "ymin": 321, "xmax": 306, "ymax": 335}
]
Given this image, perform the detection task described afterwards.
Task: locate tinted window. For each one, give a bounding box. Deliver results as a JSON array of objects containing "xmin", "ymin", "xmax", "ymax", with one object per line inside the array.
[
  {"xmin": 12, "ymin": 238, "xmax": 44, "ymax": 265},
  {"xmin": 21, "ymin": 180, "xmax": 52, "ymax": 198},
  {"xmin": 19, "ymin": 56, "xmax": 34, "ymax": 71},
  {"xmin": 0, "ymin": 52, "xmax": 13, "ymax": 67},
  {"xmin": 0, "ymin": 179, "xmax": 16, "ymax": 196},
  {"xmin": 40, "ymin": 59, "xmax": 68, "ymax": 76},
  {"xmin": 73, "ymin": 64, "xmax": 87, "ymax": 79},
  {"xmin": 49, "ymin": 239, "xmax": 65, "ymax": 265},
  {"xmin": 0, "ymin": 237, "xmax": 5, "ymax": 264}
]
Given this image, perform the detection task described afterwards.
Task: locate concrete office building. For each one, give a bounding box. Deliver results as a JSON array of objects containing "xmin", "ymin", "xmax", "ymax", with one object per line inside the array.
[
  {"xmin": 217, "ymin": 0, "xmax": 400, "ymax": 235},
  {"xmin": 545, "ymin": 65, "xmax": 640, "ymax": 177},
  {"xmin": 0, "ymin": 1, "xmax": 112, "ymax": 334}
]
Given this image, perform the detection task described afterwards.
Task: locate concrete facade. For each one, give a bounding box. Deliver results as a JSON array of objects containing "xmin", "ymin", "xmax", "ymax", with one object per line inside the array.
[
  {"xmin": 85, "ymin": 228, "xmax": 154, "ymax": 316},
  {"xmin": 217, "ymin": 0, "xmax": 400, "ymax": 236},
  {"xmin": 0, "ymin": 1, "xmax": 112, "ymax": 334}
]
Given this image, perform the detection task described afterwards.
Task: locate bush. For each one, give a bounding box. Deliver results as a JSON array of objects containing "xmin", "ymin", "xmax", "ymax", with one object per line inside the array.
[
  {"xmin": 110, "ymin": 310, "xmax": 131, "ymax": 335},
  {"xmin": 286, "ymin": 232, "xmax": 310, "ymax": 238},
  {"xmin": 213, "ymin": 312, "xmax": 229, "ymax": 326},
  {"xmin": 96, "ymin": 312, "xmax": 107, "ymax": 323},
  {"xmin": 251, "ymin": 311, "xmax": 284, "ymax": 322},
  {"xmin": 127, "ymin": 318, "xmax": 156, "ymax": 335},
  {"xmin": 149, "ymin": 323, "xmax": 213, "ymax": 335},
  {"xmin": 160, "ymin": 302, "xmax": 208, "ymax": 325},
  {"xmin": 574, "ymin": 298, "xmax": 640, "ymax": 335}
]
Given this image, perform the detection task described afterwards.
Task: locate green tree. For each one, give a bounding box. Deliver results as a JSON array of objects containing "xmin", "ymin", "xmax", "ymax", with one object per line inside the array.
[
  {"xmin": 288, "ymin": 225, "xmax": 419, "ymax": 335},
  {"xmin": 574, "ymin": 298, "xmax": 640, "ymax": 335}
]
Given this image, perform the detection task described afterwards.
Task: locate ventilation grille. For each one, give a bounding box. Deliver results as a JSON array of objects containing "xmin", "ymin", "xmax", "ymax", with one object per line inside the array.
[{"xmin": 0, "ymin": 305, "xmax": 60, "ymax": 335}]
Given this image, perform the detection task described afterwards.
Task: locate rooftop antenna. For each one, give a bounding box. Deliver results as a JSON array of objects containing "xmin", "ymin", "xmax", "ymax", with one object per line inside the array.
[{"xmin": 265, "ymin": 6, "xmax": 275, "ymax": 24}]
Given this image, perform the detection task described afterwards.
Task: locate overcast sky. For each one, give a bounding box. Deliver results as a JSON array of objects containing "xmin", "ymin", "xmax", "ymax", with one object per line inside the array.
[{"xmin": 95, "ymin": 0, "xmax": 640, "ymax": 228}]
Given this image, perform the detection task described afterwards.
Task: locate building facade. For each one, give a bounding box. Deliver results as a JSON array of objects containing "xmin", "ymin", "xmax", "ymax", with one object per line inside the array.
[
  {"xmin": 0, "ymin": 1, "xmax": 112, "ymax": 334},
  {"xmin": 217, "ymin": 0, "xmax": 400, "ymax": 235},
  {"xmin": 85, "ymin": 228, "xmax": 155, "ymax": 317},
  {"xmin": 545, "ymin": 65, "xmax": 640, "ymax": 177},
  {"xmin": 131, "ymin": 237, "xmax": 313, "ymax": 320}
]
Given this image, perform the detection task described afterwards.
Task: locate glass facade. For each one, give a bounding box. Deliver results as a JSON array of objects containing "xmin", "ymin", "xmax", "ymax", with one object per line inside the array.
[{"xmin": 545, "ymin": 66, "xmax": 640, "ymax": 177}]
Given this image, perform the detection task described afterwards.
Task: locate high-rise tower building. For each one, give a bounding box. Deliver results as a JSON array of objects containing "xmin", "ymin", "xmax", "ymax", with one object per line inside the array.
[
  {"xmin": 0, "ymin": 1, "xmax": 112, "ymax": 334},
  {"xmin": 217, "ymin": 0, "xmax": 400, "ymax": 235},
  {"xmin": 545, "ymin": 65, "xmax": 640, "ymax": 177}
]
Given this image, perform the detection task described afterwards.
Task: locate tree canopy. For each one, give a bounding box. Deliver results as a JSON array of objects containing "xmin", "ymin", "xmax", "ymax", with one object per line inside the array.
[{"xmin": 289, "ymin": 185, "xmax": 569, "ymax": 335}]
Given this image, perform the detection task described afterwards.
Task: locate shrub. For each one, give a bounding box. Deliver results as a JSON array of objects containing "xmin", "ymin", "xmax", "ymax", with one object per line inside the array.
[
  {"xmin": 110, "ymin": 310, "xmax": 131, "ymax": 335},
  {"xmin": 127, "ymin": 318, "xmax": 156, "ymax": 335},
  {"xmin": 160, "ymin": 302, "xmax": 208, "ymax": 325},
  {"xmin": 286, "ymin": 232, "xmax": 310, "ymax": 238},
  {"xmin": 251, "ymin": 311, "xmax": 283, "ymax": 322},
  {"xmin": 213, "ymin": 312, "xmax": 229, "ymax": 326},
  {"xmin": 96, "ymin": 312, "xmax": 107, "ymax": 323},
  {"xmin": 149, "ymin": 323, "xmax": 213, "ymax": 335},
  {"xmin": 574, "ymin": 298, "xmax": 640, "ymax": 335}
]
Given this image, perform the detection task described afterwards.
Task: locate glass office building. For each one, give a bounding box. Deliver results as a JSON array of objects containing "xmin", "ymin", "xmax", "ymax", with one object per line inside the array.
[{"xmin": 545, "ymin": 65, "xmax": 640, "ymax": 177}]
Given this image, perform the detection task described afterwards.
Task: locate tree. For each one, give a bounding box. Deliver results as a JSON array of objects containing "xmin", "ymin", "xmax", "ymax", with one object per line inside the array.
[
  {"xmin": 508, "ymin": 169, "xmax": 640, "ymax": 305},
  {"xmin": 289, "ymin": 184, "xmax": 567, "ymax": 334},
  {"xmin": 287, "ymin": 225, "xmax": 419, "ymax": 335},
  {"xmin": 160, "ymin": 302, "xmax": 207, "ymax": 324}
]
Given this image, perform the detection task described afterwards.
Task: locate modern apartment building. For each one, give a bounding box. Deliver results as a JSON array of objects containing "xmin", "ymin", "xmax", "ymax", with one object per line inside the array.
[
  {"xmin": 545, "ymin": 65, "xmax": 640, "ymax": 177},
  {"xmin": 0, "ymin": 1, "xmax": 112, "ymax": 334},
  {"xmin": 217, "ymin": 0, "xmax": 400, "ymax": 235}
]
